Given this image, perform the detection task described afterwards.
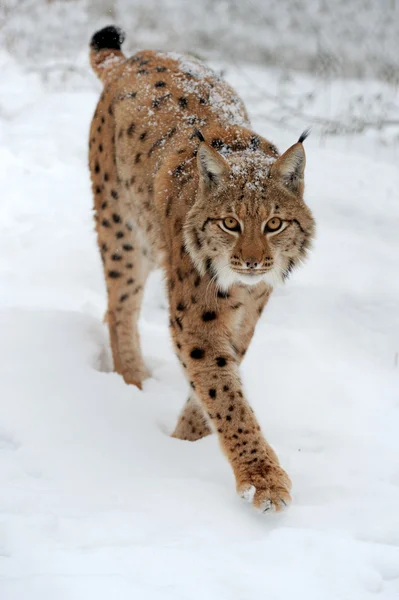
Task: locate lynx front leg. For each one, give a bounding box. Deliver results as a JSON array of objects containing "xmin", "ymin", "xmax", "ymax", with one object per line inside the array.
[
  {"xmin": 172, "ymin": 286, "xmax": 271, "ymax": 442},
  {"xmin": 176, "ymin": 334, "xmax": 291, "ymax": 512},
  {"xmin": 172, "ymin": 320, "xmax": 257, "ymax": 442}
]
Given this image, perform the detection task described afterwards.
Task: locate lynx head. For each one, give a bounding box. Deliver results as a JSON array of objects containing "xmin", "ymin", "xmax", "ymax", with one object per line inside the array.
[{"xmin": 184, "ymin": 133, "xmax": 315, "ymax": 291}]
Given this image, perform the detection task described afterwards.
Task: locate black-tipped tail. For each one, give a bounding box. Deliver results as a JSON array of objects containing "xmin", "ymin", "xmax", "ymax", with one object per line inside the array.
[
  {"xmin": 90, "ymin": 26, "xmax": 125, "ymax": 52},
  {"xmin": 298, "ymin": 128, "xmax": 311, "ymax": 144}
]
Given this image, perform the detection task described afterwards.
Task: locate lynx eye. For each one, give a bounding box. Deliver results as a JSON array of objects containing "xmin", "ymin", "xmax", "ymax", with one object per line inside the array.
[
  {"xmin": 265, "ymin": 217, "xmax": 282, "ymax": 233},
  {"xmin": 222, "ymin": 217, "xmax": 240, "ymax": 232}
]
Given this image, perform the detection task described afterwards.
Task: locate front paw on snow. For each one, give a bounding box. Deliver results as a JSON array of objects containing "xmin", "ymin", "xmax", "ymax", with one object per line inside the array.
[{"xmin": 237, "ymin": 466, "xmax": 292, "ymax": 513}]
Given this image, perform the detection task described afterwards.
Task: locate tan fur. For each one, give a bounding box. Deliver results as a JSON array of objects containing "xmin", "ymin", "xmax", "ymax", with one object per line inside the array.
[{"xmin": 88, "ymin": 38, "xmax": 315, "ymax": 512}]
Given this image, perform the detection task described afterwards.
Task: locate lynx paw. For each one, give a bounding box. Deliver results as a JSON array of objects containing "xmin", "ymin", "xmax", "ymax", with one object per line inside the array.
[
  {"xmin": 120, "ymin": 365, "xmax": 151, "ymax": 390},
  {"xmin": 237, "ymin": 463, "xmax": 292, "ymax": 513},
  {"xmin": 172, "ymin": 397, "xmax": 213, "ymax": 441}
]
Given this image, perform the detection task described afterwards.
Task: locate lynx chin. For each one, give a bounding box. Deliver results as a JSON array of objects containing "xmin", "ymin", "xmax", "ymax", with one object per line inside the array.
[{"xmin": 88, "ymin": 25, "xmax": 315, "ymax": 513}]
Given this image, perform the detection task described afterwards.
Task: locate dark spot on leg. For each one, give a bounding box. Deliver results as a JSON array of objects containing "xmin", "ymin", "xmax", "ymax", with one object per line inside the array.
[
  {"xmin": 190, "ymin": 348, "xmax": 205, "ymax": 359},
  {"xmin": 209, "ymin": 389, "xmax": 216, "ymax": 399},
  {"xmin": 108, "ymin": 270, "xmax": 121, "ymax": 278},
  {"xmin": 202, "ymin": 311, "xmax": 217, "ymax": 322},
  {"xmin": 216, "ymin": 357, "xmax": 227, "ymax": 367},
  {"xmin": 112, "ymin": 213, "xmax": 121, "ymax": 223}
]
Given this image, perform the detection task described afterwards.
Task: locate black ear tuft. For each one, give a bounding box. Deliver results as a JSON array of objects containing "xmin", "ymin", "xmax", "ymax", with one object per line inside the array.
[
  {"xmin": 193, "ymin": 129, "xmax": 205, "ymax": 143},
  {"xmin": 90, "ymin": 26, "xmax": 125, "ymax": 51},
  {"xmin": 298, "ymin": 128, "xmax": 311, "ymax": 144}
]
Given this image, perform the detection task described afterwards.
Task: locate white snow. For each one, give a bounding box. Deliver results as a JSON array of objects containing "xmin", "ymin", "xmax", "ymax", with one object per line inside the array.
[{"xmin": 1, "ymin": 52, "xmax": 399, "ymax": 600}]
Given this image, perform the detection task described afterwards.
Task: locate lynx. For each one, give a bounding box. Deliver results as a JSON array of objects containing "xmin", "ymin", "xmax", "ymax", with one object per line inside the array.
[{"xmin": 88, "ymin": 26, "xmax": 315, "ymax": 512}]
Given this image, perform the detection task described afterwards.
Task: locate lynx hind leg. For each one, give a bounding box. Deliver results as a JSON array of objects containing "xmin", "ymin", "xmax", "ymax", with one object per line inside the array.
[
  {"xmin": 106, "ymin": 234, "xmax": 151, "ymax": 388},
  {"xmin": 89, "ymin": 100, "xmax": 152, "ymax": 388},
  {"xmin": 95, "ymin": 190, "xmax": 151, "ymax": 388},
  {"xmin": 172, "ymin": 396, "xmax": 213, "ymax": 441}
]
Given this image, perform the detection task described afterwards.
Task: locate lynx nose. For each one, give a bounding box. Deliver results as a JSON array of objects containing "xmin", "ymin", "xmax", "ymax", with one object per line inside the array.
[{"xmin": 245, "ymin": 258, "xmax": 258, "ymax": 270}]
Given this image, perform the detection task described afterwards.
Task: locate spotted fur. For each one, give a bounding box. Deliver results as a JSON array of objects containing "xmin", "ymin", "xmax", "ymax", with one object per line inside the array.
[{"xmin": 88, "ymin": 26, "xmax": 315, "ymax": 513}]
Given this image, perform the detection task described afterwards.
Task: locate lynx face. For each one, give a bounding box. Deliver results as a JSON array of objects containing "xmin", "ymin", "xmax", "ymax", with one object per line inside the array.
[{"xmin": 185, "ymin": 143, "xmax": 315, "ymax": 291}]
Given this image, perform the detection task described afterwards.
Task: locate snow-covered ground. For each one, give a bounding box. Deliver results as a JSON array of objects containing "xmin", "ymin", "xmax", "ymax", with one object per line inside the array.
[{"xmin": 1, "ymin": 52, "xmax": 399, "ymax": 599}]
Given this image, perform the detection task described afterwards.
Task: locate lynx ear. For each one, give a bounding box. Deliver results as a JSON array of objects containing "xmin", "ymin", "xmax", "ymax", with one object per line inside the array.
[
  {"xmin": 270, "ymin": 140, "xmax": 306, "ymax": 196},
  {"xmin": 197, "ymin": 142, "xmax": 230, "ymax": 188}
]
